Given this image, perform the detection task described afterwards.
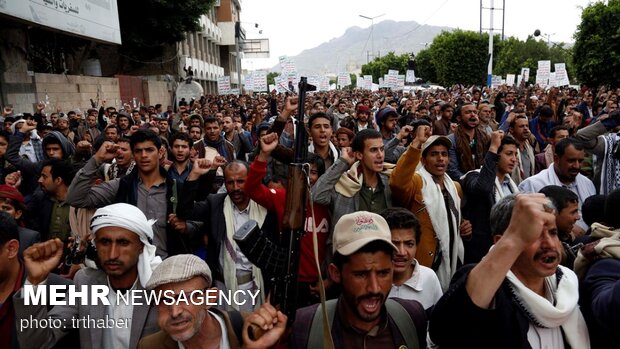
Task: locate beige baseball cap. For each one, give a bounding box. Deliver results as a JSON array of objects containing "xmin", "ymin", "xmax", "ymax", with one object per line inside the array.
[
  {"xmin": 421, "ymin": 135, "xmax": 452, "ymax": 156},
  {"xmin": 333, "ymin": 211, "xmax": 398, "ymax": 256}
]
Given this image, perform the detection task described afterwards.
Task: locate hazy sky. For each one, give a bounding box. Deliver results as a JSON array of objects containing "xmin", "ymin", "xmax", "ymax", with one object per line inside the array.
[{"xmin": 240, "ymin": 0, "xmax": 596, "ymax": 70}]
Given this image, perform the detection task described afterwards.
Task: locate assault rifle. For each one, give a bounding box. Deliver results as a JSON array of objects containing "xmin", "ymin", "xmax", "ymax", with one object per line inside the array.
[{"xmin": 234, "ymin": 77, "xmax": 316, "ymax": 319}]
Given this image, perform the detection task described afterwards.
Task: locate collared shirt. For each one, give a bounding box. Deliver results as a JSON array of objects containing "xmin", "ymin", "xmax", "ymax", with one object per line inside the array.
[
  {"xmin": 338, "ymin": 299, "xmax": 394, "ymax": 349},
  {"xmin": 232, "ymin": 204, "xmax": 253, "ymax": 273},
  {"xmin": 136, "ymin": 179, "xmax": 167, "ymax": 255},
  {"xmin": 102, "ymin": 277, "xmax": 137, "ymax": 349},
  {"xmin": 49, "ymin": 198, "xmax": 71, "ymax": 241},
  {"xmin": 389, "ymin": 260, "xmax": 443, "ymax": 310},
  {"xmin": 358, "ymin": 177, "xmax": 387, "ymax": 213},
  {"xmin": 168, "ymin": 162, "xmax": 192, "ymax": 193},
  {"xmin": 20, "ymin": 140, "xmax": 38, "ymax": 163},
  {"xmin": 501, "ymin": 176, "xmax": 515, "ymax": 196}
]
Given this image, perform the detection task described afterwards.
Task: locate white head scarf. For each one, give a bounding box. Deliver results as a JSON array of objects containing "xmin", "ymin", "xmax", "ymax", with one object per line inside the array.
[{"xmin": 90, "ymin": 203, "xmax": 162, "ymax": 287}]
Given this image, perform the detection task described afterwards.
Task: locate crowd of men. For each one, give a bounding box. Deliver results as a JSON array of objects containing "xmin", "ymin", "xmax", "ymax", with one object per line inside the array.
[{"xmin": 2, "ymin": 83, "xmax": 620, "ymax": 348}]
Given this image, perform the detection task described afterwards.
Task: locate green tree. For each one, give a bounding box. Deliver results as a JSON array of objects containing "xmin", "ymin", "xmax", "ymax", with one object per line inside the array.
[
  {"xmin": 349, "ymin": 73, "xmax": 357, "ymax": 88},
  {"xmin": 117, "ymin": 0, "xmax": 215, "ymax": 70},
  {"xmin": 361, "ymin": 52, "xmax": 409, "ymax": 83},
  {"xmin": 428, "ymin": 30, "xmax": 488, "ymax": 86},
  {"xmin": 267, "ymin": 72, "xmax": 279, "ymax": 86},
  {"xmin": 414, "ymin": 48, "xmax": 436, "ymax": 83},
  {"xmin": 573, "ymin": 0, "xmax": 620, "ymax": 87}
]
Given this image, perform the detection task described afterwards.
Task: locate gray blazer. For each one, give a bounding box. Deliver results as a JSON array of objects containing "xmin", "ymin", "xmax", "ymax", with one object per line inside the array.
[{"xmin": 13, "ymin": 268, "xmax": 159, "ymax": 349}]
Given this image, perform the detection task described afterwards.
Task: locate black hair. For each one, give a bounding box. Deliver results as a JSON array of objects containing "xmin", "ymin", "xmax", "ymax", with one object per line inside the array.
[
  {"xmin": 332, "ymin": 240, "xmax": 394, "ymax": 270},
  {"xmin": 539, "ymin": 105, "xmax": 554, "ymax": 118},
  {"xmin": 582, "ymin": 194, "xmax": 606, "ymax": 227},
  {"xmin": 539, "ymin": 185, "xmax": 578, "ymax": 213},
  {"xmin": 605, "ymin": 189, "xmax": 620, "ymax": 228},
  {"xmin": 554, "ymin": 138, "xmax": 584, "ymax": 158},
  {"xmin": 130, "ymin": 129, "xmax": 162, "ymax": 151},
  {"xmin": 0, "ymin": 211, "xmax": 19, "ymax": 246},
  {"xmin": 170, "ymin": 132, "xmax": 194, "ymax": 148},
  {"xmin": 549, "ymin": 125, "xmax": 569, "ymax": 138},
  {"xmin": 41, "ymin": 158, "xmax": 76, "ymax": 186},
  {"xmin": 306, "ymin": 153, "xmax": 325, "ymax": 177},
  {"xmin": 380, "ymin": 207, "xmax": 421, "ymax": 242},
  {"xmin": 0, "ymin": 130, "xmax": 9, "ymax": 142},
  {"xmin": 203, "ymin": 116, "xmax": 219, "ymax": 125},
  {"xmin": 351, "ymin": 129, "xmax": 382, "ymax": 153},
  {"xmin": 307, "ymin": 112, "xmax": 332, "ymax": 128},
  {"xmin": 498, "ymin": 135, "xmax": 518, "ymax": 153},
  {"xmin": 224, "ymin": 160, "xmax": 249, "ymax": 174}
]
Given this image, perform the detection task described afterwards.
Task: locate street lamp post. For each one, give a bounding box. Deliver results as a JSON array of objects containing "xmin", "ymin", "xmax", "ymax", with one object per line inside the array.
[
  {"xmin": 534, "ymin": 29, "xmax": 555, "ymax": 45},
  {"xmin": 359, "ymin": 13, "xmax": 385, "ymax": 63}
]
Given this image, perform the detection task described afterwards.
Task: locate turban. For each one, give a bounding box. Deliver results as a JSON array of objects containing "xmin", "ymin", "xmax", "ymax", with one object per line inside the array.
[{"xmin": 90, "ymin": 203, "xmax": 162, "ymax": 287}]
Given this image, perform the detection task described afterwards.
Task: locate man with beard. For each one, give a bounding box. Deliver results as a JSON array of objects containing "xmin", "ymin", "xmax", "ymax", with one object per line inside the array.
[
  {"xmin": 519, "ymin": 138, "xmax": 595, "ymax": 237},
  {"xmin": 352, "ymin": 105, "xmax": 374, "ymax": 133},
  {"xmin": 98, "ymin": 138, "xmax": 135, "ymax": 182},
  {"xmin": 104, "ymin": 124, "xmax": 120, "ymax": 142},
  {"xmin": 13, "ymin": 203, "xmax": 161, "ymax": 349},
  {"xmin": 446, "ymin": 103, "xmax": 491, "ymax": 180},
  {"xmin": 222, "ymin": 115, "xmax": 253, "ymax": 162},
  {"xmin": 30, "ymin": 159, "xmax": 75, "ymax": 242},
  {"xmin": 478, "ymin": 103, "xmax": 498, "ymax": 135},
  {"xmin": 191, "ymin": 117, "xmax": 235, "ymax": 191},
  {"xmin": 506, "ymin": 112, "xmax": 536, "ymax": 184},
  {"xmin": 168, "ymin": 133, "xmax": 192, "ymax": 191},
  {"xmin": 139, "ymin": 254, "xmax": 287, "ymax": 349},
  {"xmin": 376, "ymin": 107, "xmax": 400, "ymax": 144},
  {"xmin": 287, "ymin": 211, "xmax": 427, "ymax": 349},
  {"xmin": 428, "ymin": 194, "xmax": 590, "ymax": 349},
  {"xmin": 177, "ymin": 160, "xmax": 275, "ymax": 312},
  {"xmin": 117, "ymin": 112, "xmax": 133, "ymax": 138},
  {"xmin": 461, "ymin": 132, "xmax": 520, "ymax": 264},
  {"xmin": 55, "ymin": 114, "xmax": 76, "ymax": 144},
  {"xmin": 188, "ymin": 125, "xmax": 203, "ymax": 143}
]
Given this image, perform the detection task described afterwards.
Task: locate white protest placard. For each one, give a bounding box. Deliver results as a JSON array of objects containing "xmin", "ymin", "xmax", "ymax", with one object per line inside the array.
[
  {"xmin": 308, "ymin": 75, "xmax": 320, "ymax": 89},
  {"xmin": 554, "ymin": 63, "xmax": 570, "ymax": 86},
  {"xmin": 536, "ymin": 61, "xmax": 551, "ymax": 86},
  {"xmin": 252, "ymin": 71, "xmax": 267, "ymax": 92},
  {"xmin": 363, "ymin": 75, "xmax": 373, "ymax": 90},
  {"xmin": 217, "ymin": 76, "xmax": 231, "ymax": 95},
  {"xmin": 379, "ymin": 77, "xmax": 385, "ymax": 89},
  {"xmin": 269, "ymin": 84, "xmax": 276, "ymax": 93},
  {"xmin": 320, "ymin": 76, "xmax": 330, "ymax": 92},
  {"xmin": 506, "ymin": 74, "xmax": 516, "ymax": 86},
  {"xmin": 491, "ymin": 75, "xmax": 502, "ymax": 87},
  {"xmin": 244, "ymin": 72, "xmax": 255, "ymax": 91},
  {"xmin": 548, "ymin": 72, "xmax": 557, "ymax": 87},
  {"xmin": 388, "ymin": 69, "xmax": 399, "ymax": 76},
  {"xmin": 406, "ymin": 70, "xmax": 416, "ymax": 83},
  {"xmin": 518, "ymin": 68, "xmax": 530, "ymax": 86},
  {"xmin": 394, "ymin": 75, "xmax": 406, "ymax": 91},
  {"xmin": 275, "ymin": 75, "xmax": 287, "ymax": 94},
  {"xmin": 337, "ymin": 72, "xmax": 350, "ymax": 88}
]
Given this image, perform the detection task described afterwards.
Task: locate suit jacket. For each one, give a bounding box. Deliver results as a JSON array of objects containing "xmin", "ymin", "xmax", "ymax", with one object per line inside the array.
[
  {"xmin": 18, "ymin": 226, "xmax": 40, "ymax": 258},
  {"xmin": 13, "ymin": 268, "xmax": 159, "ymax": 349},
  {"xmin": 138, "ymin": 308, "xmax": 243, "ymax": 349}
]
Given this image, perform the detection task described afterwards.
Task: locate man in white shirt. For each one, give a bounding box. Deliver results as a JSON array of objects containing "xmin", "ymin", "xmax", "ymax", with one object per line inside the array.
[
  {"xmin": 382, "ymin": 207, "xmax": 442, "ymax": 310},
  {"xmin": 519, "ymin": 138, "xmax": 595, "ymax": 237}
]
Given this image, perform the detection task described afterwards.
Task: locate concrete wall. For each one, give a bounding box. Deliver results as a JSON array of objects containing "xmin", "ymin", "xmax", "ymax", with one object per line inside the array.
[
  {"xmin": 143, "ymin": 80, "xmax": 172, "ymax": 107},
  {"xmin": 33, "ymin": 73, "xmax": 121, "ymax": 112}
]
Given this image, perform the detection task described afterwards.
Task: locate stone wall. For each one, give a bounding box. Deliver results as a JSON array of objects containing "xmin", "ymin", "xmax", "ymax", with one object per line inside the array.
[
  {"xmin": 33, "ymin": 73, "xmax": 121, "ymax": 112},
  {"xmin": 143, "ymin": 80, "xmax": 172, "ymax": 107}
]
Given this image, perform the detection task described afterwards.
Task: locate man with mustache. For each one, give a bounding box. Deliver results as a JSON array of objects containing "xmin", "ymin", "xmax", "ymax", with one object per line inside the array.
[
  {"xmin": 139, "ymin": 254, "xmax": 286, "ymax": 349},
  {"xmin": 177, "ymin": 160, "xmax": 278, "ymax": 312},
  {"xmin": 446, "ymin": 103, "xmax": 490, "ymax": 180},
  {"xmin": 288, "ymin": 211, "xmax": 427, "ymax": 349},
  {"xmin": 13, "ymin": 203, "xmax": 161, "ymax": 349},
  {"xmin": 429, "ymin": 194, "xmax": 590, "ymax": 348},
  {"xmin": 519, "ymin": 137, "xmax": 595, "ymax": 238}
]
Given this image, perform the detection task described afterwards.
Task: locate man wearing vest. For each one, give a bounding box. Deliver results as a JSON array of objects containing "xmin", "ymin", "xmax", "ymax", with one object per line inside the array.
[{"xmin": 289, "ymin": 211, "xmax": 427, "ymax": 349}]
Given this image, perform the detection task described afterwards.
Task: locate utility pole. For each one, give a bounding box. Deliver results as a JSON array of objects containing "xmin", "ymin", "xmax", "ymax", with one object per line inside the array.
[{"xmin": 360, "ymin": 13, "xmax": 384, "ymax": 63}]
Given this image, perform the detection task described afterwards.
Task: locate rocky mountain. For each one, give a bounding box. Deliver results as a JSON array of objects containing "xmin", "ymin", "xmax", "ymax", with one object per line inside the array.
[{"xmin": 273, "ymin": 20, "xmax": 453, "ymax": 76}]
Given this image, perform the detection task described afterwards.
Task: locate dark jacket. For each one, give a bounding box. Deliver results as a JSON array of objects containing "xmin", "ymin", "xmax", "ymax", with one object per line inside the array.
[
  {"xmin": 114, "ymin": 166, "xmax": 192, "ymax": 256},
  {"xmin": 461, "ymin": 152, "xmax": 503, "ymax": 264},
  {"xmin": 580, "ymin": 258, "xmax": 620, "ymax": 349},
  {"xmin": 177, "ymin": 177, "xmax": 279, "ymax": 285},
  {"xmin": 429, "ymin": 264, "xmax": 567, "ymax": 349}
]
